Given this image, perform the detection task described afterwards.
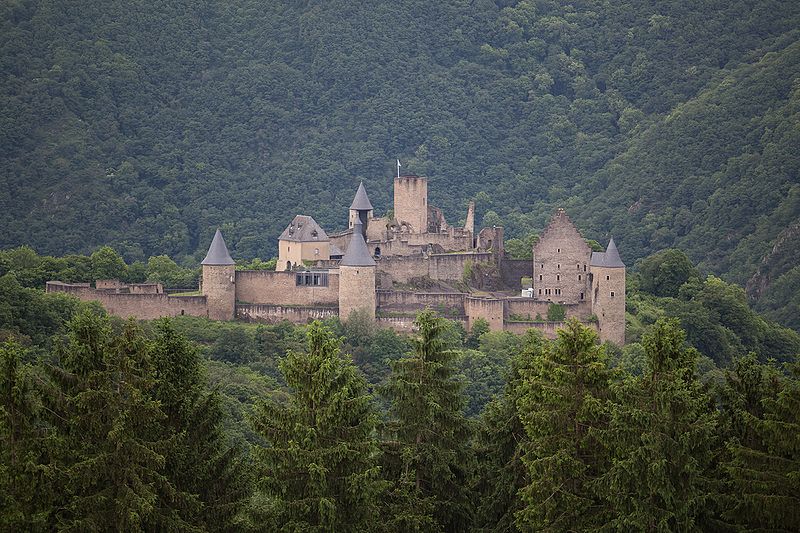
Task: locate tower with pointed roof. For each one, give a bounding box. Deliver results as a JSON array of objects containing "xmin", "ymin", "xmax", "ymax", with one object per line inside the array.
[
  {"xmin": 348, "ymin": 182, "xmax": 373, "ymax": 240},
  {"xmin": 589, "ymin": 238, "xmax": 626, "ymax": 345},
  {"xmin": 201, "ymin": 229, "xmax": 236, "ymax": 320},
  {"xmin": 338, "ymin": 220, "xmax": 376, "ymax": 321}
]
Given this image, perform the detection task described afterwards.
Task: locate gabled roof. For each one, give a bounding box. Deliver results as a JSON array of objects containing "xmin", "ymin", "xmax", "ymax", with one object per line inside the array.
[
  {"xmin": 590, "ymin": 238, "xmax": 625, "ymax": 268},
  {"xmin": 350, "ymin": 181, "xmax": 373, "ymax": 211},
  {"xmin": 340, "ymin": 221, "xmax": 376, "ymax": 267},
  {"xmin": 279, "ymin": 215, "xmax": 329, "ymax": 242},
  {"xmin": 201, "ymin": 229, "xmax": 235, "ymax": 265},
  {"xmin": 534, "ymin": 208, "xmax": 590, "ymax": 255}
]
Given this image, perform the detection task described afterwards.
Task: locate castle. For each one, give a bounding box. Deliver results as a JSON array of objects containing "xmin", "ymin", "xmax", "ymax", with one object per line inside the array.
[{"xmin": 47, "ymin": 176, "xmax": 626, "ymax": 344}]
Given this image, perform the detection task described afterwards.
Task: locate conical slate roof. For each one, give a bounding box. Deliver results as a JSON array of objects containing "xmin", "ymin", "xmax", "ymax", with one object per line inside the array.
[
  {"xmin": 590, "ymin": 237, "xmax": 625, "ymax": 268},
  {"xmin": 201, "ymin": 229, "xmax": 235, "ymax": 265},
  {"xmin": 340, "ymin": 221, "xmax": 376, "ymax": 267},
  {"xmin": 350, "ymin": 181, "xmax": 373, "ymax": 211}
]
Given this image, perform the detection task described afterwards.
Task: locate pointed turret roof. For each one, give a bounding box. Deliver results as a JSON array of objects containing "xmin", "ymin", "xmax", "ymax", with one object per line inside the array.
[
  {"xmin": 590, "ymin": 237, "xmax": 625, "ymax": 268},
  {"xmin": 201, "ymin": 229, "xmax": 235, "ymax": 265},
  {"xmin": 340, "ymin": 221, "xmax": 376, "ymax": 267},
  {"xmin": 350, "ymin": 181, "xmax": 373, "ymax": 211}
]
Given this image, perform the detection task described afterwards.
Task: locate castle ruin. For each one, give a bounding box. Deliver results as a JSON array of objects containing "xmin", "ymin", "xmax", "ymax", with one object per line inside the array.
[{"xmin": 47, "ymin": 177, "xmax": 626, "ymax": 345}]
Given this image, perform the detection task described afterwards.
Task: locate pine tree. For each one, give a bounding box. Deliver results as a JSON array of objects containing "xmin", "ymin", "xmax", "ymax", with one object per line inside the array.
[
  {"xmin": 598, "ymin": 318, "xmax": 718, "ymax": 531},
  {"xmin": 722, "ymin": 359, "xmax": 800, "ymax": 530},
  {"xmin": 250, "ymin": 321, "xmax": 384, "ymax": 532},
  {"xmin": 514, "ymin": 319, "xmax": 614, "ymax": 531},
  {"xmin": 472, "ymin": 330, "xmax": 543, "ymax": 532},
  {"xmin": 380, "ymin": 310, "xmax": 473, "ymax": 532},
  {"xmin": 45, "ymin": 311, "xmax": 179, "ymax": 531},
  {"xmin": 147, "ymin": 319, "xmax": 249, "ymax": 531}
]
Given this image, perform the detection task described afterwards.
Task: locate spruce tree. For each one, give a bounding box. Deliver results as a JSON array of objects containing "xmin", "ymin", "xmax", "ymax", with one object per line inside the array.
[
  {"xmin": 0, "ymin": 341, "xmax": 54, "ymax": 530},
  {"xmin": 45, "ymin": 311, "xmax": 179, "ymax": 531},
  {"xmin": 250, "ymin": 321, "xmax": 384, "ymax": 532},
  {"xmin": 380, "ymin": 310, "xmax": 473, "ymax": 532},
  {"xmin": 514, "ymin": 319, "xmax": 614, "ymax": 531},
  {"xmin": 147, "ymin": 319, "xmax": 249, "ymax": 531},
  {"xmin": 598, "ymin": 318, "xmax": 718, "ymax": 531},
  {"xmin": 722, "ymin": 359, "xmax": 800, "ymax": 530},
  {"xmin": 472, "ymin": 330, "xmax": 543, "ymax": 532}
]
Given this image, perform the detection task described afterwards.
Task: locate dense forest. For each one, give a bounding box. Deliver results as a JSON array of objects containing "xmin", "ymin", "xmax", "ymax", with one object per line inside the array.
[
  {"xmin": 2, "ymin": 278, "xmax": 799, "ymax": 530},
  {"xmin": 2, "ymin": 0, "xmax": 799, "ymax": 321},
  {"xmin": 2, "ymin": 249, "xmax": 800, "ymax": 530}
]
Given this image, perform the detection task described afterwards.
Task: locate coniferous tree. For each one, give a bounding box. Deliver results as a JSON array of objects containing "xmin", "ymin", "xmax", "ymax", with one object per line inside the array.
[
  {"xmin": 147, "ymin": 319, "xmax": 249, "ymax": 531},
  {"xmin": 598, "ymin": 318, "xmax": 718, "ymax": 531},
  {"xmin": 472, "ymin": 329, "xmax": 543, "ymax": 532},
  {"xmin": 250, "ymin": 321, "xmax": 384, "ymax": 532},
  {"xmin": 381, "ymin": 310, "xmax": 473, "ymax": 532},
  {"xmin": 0, "ymin": 342, "xmax": 54, "ymax": 530},
  {"xmin": 514, "ymin": 319, "xmax": 614, "ymax": 531},
  {"xmin": 46, "ymin": 311, "xmax": 180, "ymax": 531},
  {"xmin": 722, "ymin": 359, "xmax": 800, "ymax": 530}
]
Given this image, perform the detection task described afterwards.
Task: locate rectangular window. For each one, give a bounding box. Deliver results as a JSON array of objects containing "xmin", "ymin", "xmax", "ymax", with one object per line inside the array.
[
  {"xmin": 606, "ymin": 275, "xmax": 610, "ymax": 280},
  {"xmin": 611, "ymin": 291, "xmax": 615, "ymax": 297},
  {"xmin": 539, "ymin": 275, "xmax": 543, "ymax": 281},
  {"xmin": 296, "ymin": 272, "xmax": 329, "ymax": 287},
  {"xmin": 580, "ymin": 292, "xmax": 584, "ymax": 300},
  {"xmin": 578, "ymin": 275, "xmax": 582, "ymax": 281},
  {"xmin": 557, "ymin": 275, "xmax": 560, "ymax": 281}
]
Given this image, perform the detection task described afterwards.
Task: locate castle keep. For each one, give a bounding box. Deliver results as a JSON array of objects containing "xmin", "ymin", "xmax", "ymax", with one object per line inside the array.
[{"xmin": 47, "ymin": 178, "xmax": 626, "ymax": 345}]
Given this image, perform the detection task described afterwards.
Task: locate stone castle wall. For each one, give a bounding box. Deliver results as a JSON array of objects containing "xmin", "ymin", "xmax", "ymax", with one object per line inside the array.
[
  {"xmin": 46, "ymin": 282, "xmax": 209, "ymax": 319},
  {"xmin": 505, "ymin": 297, "xmax": 592, "ymax": 321},
  {"xmin": 236, "ymin": 303, "xmax": 338, "ymax": 324},
  {"xmin": 377, "ymin": 290, "xmax": 466, "ymax": 316},
  {"xmin": 465, "ymin": 297, "xmax": 505, "ymax": 331},
  {"xmin": 504, "ymin": 320, "xmax": 598, "ymax": 339},
  {"xmin": 339, "ymin": 266, "xmax": 376, "ymax": 320},
  {"xmin": 203, "ymin": 265, "xmax": 236, "ymax": 320},
  {"xmin": 377, "ymin": 252, "xmax": 492, "ymax": 284},
  {"xmin": 235, "ymin": 270, "xmax": 339, "ymax": 306},
  {"xmin": 533, "ymin": 210, "xmax": 591, "ymax": 304}
]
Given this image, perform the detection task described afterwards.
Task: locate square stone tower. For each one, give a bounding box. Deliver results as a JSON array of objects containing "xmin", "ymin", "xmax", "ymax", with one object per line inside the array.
[
  {"xmin": 393, "ymin": 175, "xmax": 428, "ymax": 234},
  {"xmin": 533, "ymin": 209, "xmax": 592, "ymax": 303}
]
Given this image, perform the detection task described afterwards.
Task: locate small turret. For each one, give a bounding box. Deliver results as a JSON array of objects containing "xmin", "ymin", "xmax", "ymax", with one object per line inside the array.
[
  {"xmin": 338, "ymin": 221, "xmax": 376, "ymax": 321},
  {"xmin": 201, "ymin": 229, "xmax": 236, "ymax": 320},
  {"xmin": 348, "ymin": 181, "xmax": 373, "ymax": 240},
  {"xmin": 590, "ymin": 237, "xmax": 626, "ymax": 345}
]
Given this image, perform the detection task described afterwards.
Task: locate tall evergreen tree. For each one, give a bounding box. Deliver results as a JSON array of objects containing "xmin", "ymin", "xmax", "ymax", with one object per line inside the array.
[
  {"xmin": 147, "ymin": 319, "xmax": 249, "ymax": 531},
  {"xmin": 598, "ymin": 318, "xmax": 718, "ymax": 531},
  {"xmin": 45, "ymin": 311, "xmax": 180, "ymax": 531},
  {"xmin": 514, "ymin": 319, "xmax": 614, "ymax": 531},
  {"xmin": 0, "ymin": 341, "xmax": 54, "ymax": 530},
  {"xmin": 380, "ymin": 310, "xmax": 473, "ymax": 532},
  {"xmin": 250, "ymin": 321, "xmax": 384, "ymax": 532},
  {"xmin": 722, "ymin": 359, "xmax": 800, "ymax": 530},
  {"xmin": 472, "ymin": 330, "xmax": 543, "ymax": 532}
]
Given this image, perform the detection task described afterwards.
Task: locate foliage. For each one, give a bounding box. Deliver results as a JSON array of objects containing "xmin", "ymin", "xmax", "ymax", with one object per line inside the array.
[
  {"xmin": 380, "ymin": 310, "xmax": 474, "ymax": 531},
  {"xmin": 249, "ymin": 321, "xmax": 385, "ymax": 531},
  {"xmin": 546, "ymin": 303, "xmax": 565, "ymax": 322},
  {"xmin": 637, "ymin": 248, "xmax": 699, "ymax": 297}
]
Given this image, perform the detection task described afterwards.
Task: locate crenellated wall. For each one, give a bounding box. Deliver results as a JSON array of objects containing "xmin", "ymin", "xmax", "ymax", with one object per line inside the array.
[
  {"xmin": 236, "ymin": 303, "xmax": 338, "ymax": 324},
  {"xmin": 235, "ymin": 270, "xmax": 339, "ymax": 306}
]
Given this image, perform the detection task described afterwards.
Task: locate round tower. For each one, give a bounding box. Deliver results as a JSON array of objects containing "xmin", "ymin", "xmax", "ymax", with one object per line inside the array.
[
  {"xmin": 338, "ymin": 221, "xmax": 376, "ymax": 321},
  {"xmin": 201, "ymin": 229, "xmax": 236, "ymax": 321},
  {"xmin": 348, "ymin": 181, "xmax": 373, "ymax": 240},
  {"xmin": 589, "ymin": 238, "xmax": 626, "ymax": 345}
]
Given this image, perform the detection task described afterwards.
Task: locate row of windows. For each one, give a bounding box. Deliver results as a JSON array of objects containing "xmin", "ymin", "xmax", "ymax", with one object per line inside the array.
[
  {"xmin": 296, "ymin": 272, "xmax": 329, "ymax": 287},
  {"xmin": 537, "ymin": 263, "xmax": 588, "ymax": 272},
  {"xmin": 539, "ymin": 288, "xmax": 585, "ymax": 300},
  {"xmin": 539, "ymin": 274, "xmax": 584, "ymax": 281}
]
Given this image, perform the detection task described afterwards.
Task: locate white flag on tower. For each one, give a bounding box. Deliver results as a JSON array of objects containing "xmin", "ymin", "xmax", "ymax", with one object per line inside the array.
[{"xmin": 396, "ymin": 159, "xmax": 401, "ymax": 178}]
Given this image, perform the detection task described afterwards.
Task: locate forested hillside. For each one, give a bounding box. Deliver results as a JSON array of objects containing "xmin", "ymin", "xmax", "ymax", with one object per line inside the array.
[{"xmin": 2, "ymin": 1, "xmax": 799, "ymax": 301}]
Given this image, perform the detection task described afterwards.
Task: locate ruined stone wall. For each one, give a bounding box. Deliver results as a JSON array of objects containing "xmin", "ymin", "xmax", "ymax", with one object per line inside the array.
[
  {"xmin": 477, "ymin": 227, "xmax": 504, "ymax": 256},
  {"xmin": 236, "ymin": 304, "xmax": 338, "ymax": 324},
  {"xmin": 235, "ymin": 270, "xmax": 339, "ymax": 306},
  {"xmin": 500, "ymin": 259, "xmax": 533, "ymax": 289},
  {"xmin": 377, "ymin": 253, "xmax": 493, "ymax": 284},
  {"xmin": 505, "ymin": 298, "xmax": 592, "ymax": 321},
  {"xmin": 46, "ymin": 282, "xmax": 208, "ymax": 319},
  {"xmin": 339, "ymin": 265, "xmax": 376, "ymax": 320},
  {"xmin": 504, "ymin": 321, "xmax": 598, "ymax": 339},
  {"xmin": 405, "ymin": 232, "xmax": 471, "ymax": 250},
  {"xmin": 465, "ymin": 297, "xmax": 504, "ymax": 331},
  {"xmin": 532, "ymin": 210, "xmax": 591, "ymax": 304},
  {"xmin": 590, "ymin": 266, "xmax": 626, "ymax": 345},
  {"xmin": 376, "ymin": 316, "xmax": 467, "ymax": 333},
  {"xmin": 376, "ymin": 290, "xmax": 466, "ymax": 316},
  {"xmin": 394, "ymin": 176, "xmax": 428, "ymax": 233}
]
